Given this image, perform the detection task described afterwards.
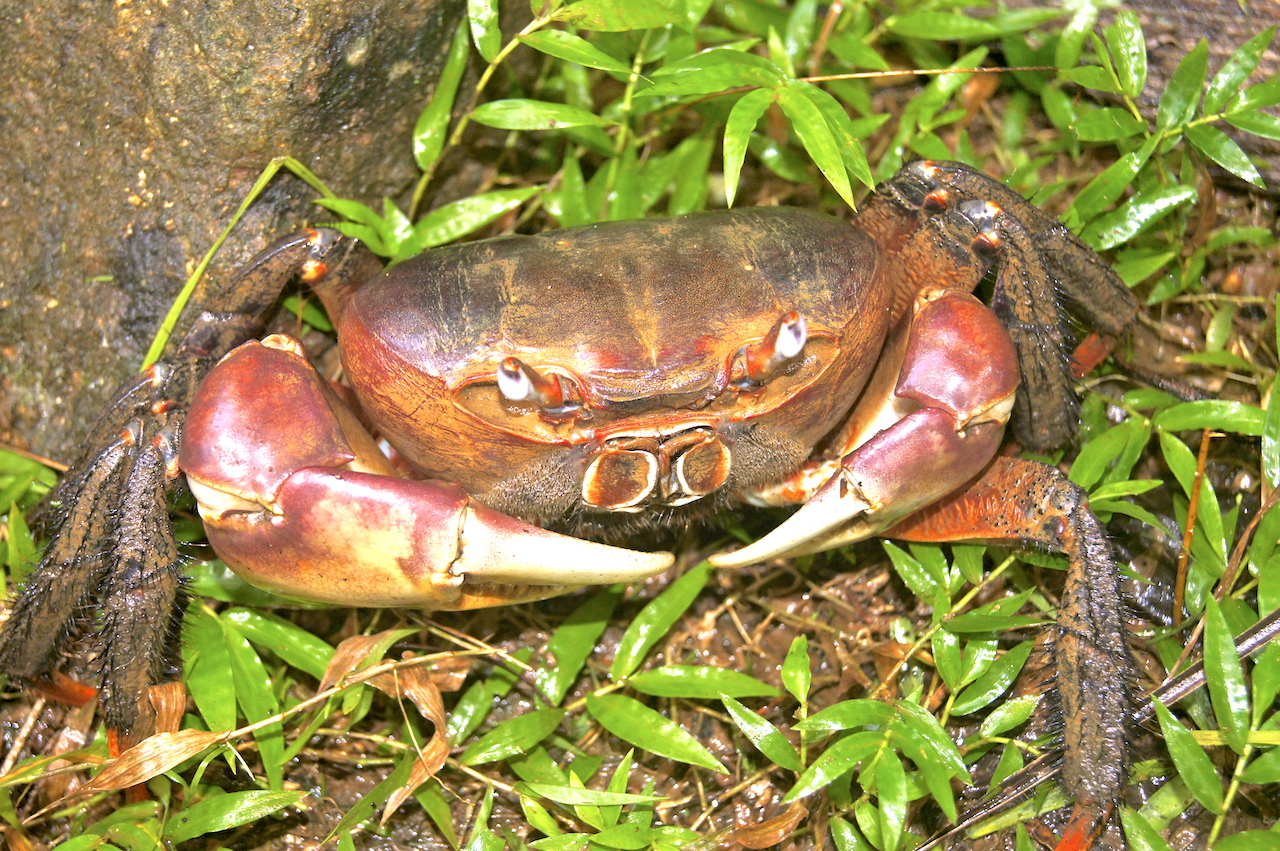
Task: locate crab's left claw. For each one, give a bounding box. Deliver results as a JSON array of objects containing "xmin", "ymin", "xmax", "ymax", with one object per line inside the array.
[
  {"xmin": 182, "ymin": 334, "xmax": 674, "ymax": 611},
  {"xmin": 712, "ymin": 287, "xmax": 1018, "ymax": 568}
]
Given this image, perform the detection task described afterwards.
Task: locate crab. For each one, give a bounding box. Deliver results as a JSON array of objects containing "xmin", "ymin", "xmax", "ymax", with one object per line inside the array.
[{"xmin": 1, "ymin": 161, "xmax": 1137, "ymax": 843}]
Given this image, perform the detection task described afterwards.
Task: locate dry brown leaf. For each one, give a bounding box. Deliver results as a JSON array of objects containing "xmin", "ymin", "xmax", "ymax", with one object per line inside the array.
[
  {"xmin": 732, "ymin": 800, "xmax": 808, "ymax": 849},
  {"xmin": 367, "ymin": 658, "xmax": 451, "ymax": 824},
  {"xmin": 81, "ymin": 729, "xmax": 226, "ymax": 793},
  {"xmin": 149, "ymin": 681, "xmax": 187, "ymax": 735},
  {"xmin": 320, "ymin": 632, "xmax": 394, "ymax": 693},
  {"xmin": 379, "ymin": 736, "xmax": 451, "ymax": 826}
]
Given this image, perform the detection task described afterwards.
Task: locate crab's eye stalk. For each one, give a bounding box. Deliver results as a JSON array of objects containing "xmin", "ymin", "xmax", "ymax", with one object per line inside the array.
[
  {"xmin": 497, "ymin": 357, "xmax": 583, "ymax": 419},
  {"xmin": 732, "ymin": 311, "xmax": 808, "ymax": 388}
]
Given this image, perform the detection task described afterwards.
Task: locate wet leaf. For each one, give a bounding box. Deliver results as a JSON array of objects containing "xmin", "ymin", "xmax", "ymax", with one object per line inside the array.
[
  {"xmin": 165, "ymin": 790, "xmax": 303, "ymax": 844},
  {"xmin": 1186, "ymin": 124, "xmax": 1264, "ymax": 187},
  {"xmin": 559, "ymin": 0, "xmax": 687, "ymax": 32},
  {"xmin": 405, "ymin": 187, "xmax": 542, "ymax": 257},
  {"xmin": 472, "ymin": 99, "xmax": 614, "ymax": 130},
  {"xmin": 1073, "ymin": 106, "xmax": 1146, "ymax": 142},
  {"xmin": 1227, "ymin": 110, "xmax": 1280, "ymax": 141},
  {"xmin": 797, "ymin": 699, "xmax": 896, "ymax": 739},
  {"xmin": 1120, "ymin": 807, "xmax": 1177, "ymax": 851},
  {"xmin": 1205, "ymin": 26, "xmax": 1275, "ymax": 114},
  {"xmin": 1081, "ymin": 184, "xmax": 1197, "ymax": 250},
  {"xmin": 415, "ymin": 21, "xmax": 471, "ymax": 172},
  {"xmin": 786, "ymin": 730, "xmax": 882, "ymax": 800},
  {"xmin": 952, "ymin": 641, "xmax": 1033, "ymax": 715},
  {"xmin": 629, "ymin": 665, "xmax": 780, "ymax": 699},
  {"xmin": 1153, "ymin": 400, "xmax": 1265, "ymax": 435},
  {"xmin": 644, "ymin": 50, "xmax": 785, "ymax": 97},
  {"xmin": 612, "ymin": 561, "xmax": 711, "ymax": 681},
  {"xmin": 535, "ymin": 589, "xmax": 618, "ymax": 705},
  {"xmin": 1232, "ymin": 75, "xmax": 1280, "ymax": 111},
  {"xmin": 222, "ymin": 619, "xmax": 284, "ymax": 788},
  {"xmin": 886, "ymin": 12, "xmax": 997, "ymax": 40},
  {"xmin": 223, "ymin": 608, "xmax": 334, "ymax": 680},
  {"xmin": 519, "ymin": 782, "xmax": 663, "ymax": 807},
  {"xmin": 875, "ymin": 754, "xmax": 907, "ymax": 851},
  {"xmin": 722, "ymin": 695, "xmax": 803, "ymax": 771},
  {"xmin": 461, "ymin": 707, "xmax": 566, "ymax": 765},
  {"xmin": 777, "ymin": 82, "xmax": 855, "ymax": 209},
  {"xmin": 723, "ymin": 88, "xmax": 775, "ymax": 207},
  {"xmin": 467, "ymin": 0, "xmax": 500, "ymax": 61},
  {"xmin": 184, "ymin": 609, "xmax": 237, "ymax": 734},
  {"xmin": 1156, "ymin": 40, "xmax": 1207, "ymax": 130},
  {"xmin": 1104, "ymin": 10, "xmax": 1146, "ymax": 99},
  {"xmin": 520, "ymin": 30, "xmax": 633, "ymax": 77},
  {"xmin": 1202, "ymin": 597, "xmax": 1250, "ymax": 754},
  {"xmin": 978, "ymin": 694, "xmax": 1041, "ymax": 737},
  {"xmin": 587, "ymin": 693, "xmax": 726, "ymax": 772},
  {"xmin": 1152, "ymin": 698, "xmax": 1224, "ymax": 813},
  {"xmin": 781, "ymin": 635, "xmax": 811, "ymax": 704}
]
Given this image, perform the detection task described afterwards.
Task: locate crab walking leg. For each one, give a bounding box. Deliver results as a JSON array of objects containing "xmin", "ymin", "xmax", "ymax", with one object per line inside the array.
[
  {"xmin": 181, "ymin": 335, "xmax": 673, "ymax": 610},
  {"xmin": 711, "ymin": 287, "xmax": 1019, "ymax": 567},
  {"xmin": 885, "ymin": 456, "xmax": 1132, "ymax": 839}
]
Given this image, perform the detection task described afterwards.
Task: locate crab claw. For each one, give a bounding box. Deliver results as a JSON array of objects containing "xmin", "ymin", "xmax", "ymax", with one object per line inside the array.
[{"xmin": 181, "ymin": 335, "xmax": 673, "ymax": 611}]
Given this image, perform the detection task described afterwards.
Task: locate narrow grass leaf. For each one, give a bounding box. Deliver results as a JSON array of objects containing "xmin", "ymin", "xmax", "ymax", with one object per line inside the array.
[
  {"xmin": 1068, "ymin": 150, "xmax": 1149, "ymax": 224},
  {"xmin": 223, "ymin": 619, "xmax": 284, "ymax": 789},
  {"xmin": 1232, "ymin": 76, "xmax": 1280, "ymax": 111},
  {"xmin": 587, "ymin": 693, "xmax": 726, "ymax": 773},
  {"xmin": 471, "ymin": 99, "xmax": 614, "ymax": 130},
  {"xmin": 612, "ymin": 560, "xmax": 711, "ymax": 681},
  {"xmin": 1267, "ymin": 298, "xmax": 1280, "ymax": 488},
  {"xmin": 1186, "ymin": 124, "xmax": 1264, "ymax": 187},
  {"xmin": 520, "ymin": 782, "xmax": 663, "ymax": 807},
  {"xmin": 1204, "ymin": 26, "xmax": 1275, "ymax": 114},
  {"xmin": 1228, "ymin": 110, "xmax": 1280, "ymax": 141},
  {"xmin": 165, "ymin": 790, "xmax": 304, "ymax": 844},
  {"xmin": 1104, "ymin": 10, "xmax": 1147, "ymax": 99},
  {"xmin": 406, "ymin": 187, "xmax": 541, "ymax": 256},
  {"xmin": 184, "ymin": 609, "xmax": 237, "ymax": 734},
  {"xmin": 1156, "ymin": 40, "xmax": 1208, "ymax": 130},
  {"xmin": 520, "ymin": 30, "xmax": 633, "ymax": 77},
  {"xmin": 646, "ymin": 50, "xmax": 784, "ymax": 96},
  {"xmin": 952, "ymin": 641, "xmax": 1033, "ymax": 715},
  {"xmin": 1081, "ymin": 184, "xmax": 1197, "ymax": 250},
  {"xmin": 1202, "ymin": 596, "xmax": 1250, "ymax": 753},
  {"xmin": 1153, "ymin": 399, "xmax": 1265, "ymax": 435},
  {"xmin": 466, "ymin": 0, "xmax": 500, "ymax": 61},
  {"xmin": 223, "ymin": 608, "xmax": 334, "ymax": 679},
  {"xmin": 461, "ymin": 707, "xmax": 566, "ymax": 765},
  {"xmin": 1119, "ymin": 807, "xmax": 1177, "ymax": 851},
  {"xmin": 785, "ymin": 730, "xmax": 882, "ymax": 800},
  {"xmin": 561, "ymin": 0, "xmax": 687, "ymax": 31},
  {"xmin": 722, "ymin": 695, "xmax": 803, "ymax": 771},
  {"xmin": 414, "ymin": 21, "xmax": 470, "ymax": 172},
  {"xmin": 883, "ymin": 541, "xmax": 939, "ymax": 599},
  {"xmin": 1152, "ymin": 698, "xmax": 1224, "ymax": 813},
  {"xmin": 1073, "ymin": 107, "xmax": 1146, "ymax": 142},
  {"xmin": 875, "ymin": 755, "xmax": 907, "ymax": 851},
  {"xmin": 796, "ymin": 699, "xmax": 896, "ymax": 740},
  {"xmin": 630, "ymin": 665, "xmax": 781, "ymax": 699},
  {"xmin": 781, "ymin": 635, "xmax": 811, "ymax": 704},
  {"xmin": 777, "ymin": 82, "xmax": 855, "ymax": 208},
  {"xmin": 534, "ymin": 587, "xmax": 619, "ymax": 705}
]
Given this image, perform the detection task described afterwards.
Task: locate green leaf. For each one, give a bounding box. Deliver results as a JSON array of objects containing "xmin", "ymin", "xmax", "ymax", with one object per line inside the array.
[
  {"xmin": 875, "ymin": 754, "xmax": 907, "ymax": 851},
  {"xmin": 586, "ymin": 693, "xmax": 726, "ymax": 772},
  {"xmin": 1067, "ymin": 146, "xmax": 1153, "ymax": 224},
  {"xmin": 223, "ymin": 618, "xmax": 284, "ymax": 789},
  {"xmin": 1213, "ymin": 831, "xmax": 1280, "ymax": 851},
  {"xmin": 414, "ymin": 21, "xmax": 471, "ymax": 173},
  {"xmin": 721, "ymin": 695, "xmax": 803, "ymax": 771},
  {"xmin": 951, "ymin": 641, "xmax": 1033, "ymax": 715},
  {"xmin": 184, "ymin": 609, "xmax": 238, "ymax": 734},
  {"xmin": 471, "ymin": 99, "xmax": 615, "ymax": 130},
  {"xmin": 403, "ymin": 187, "xmax": 541, "ymax": 257},
  {"xmin": 1120, "ymin": 807, "xmax": 1178, "ymax": 851},
  {"xmin": 786, "ymin": 730, "xmax": 881, "ymax": 800},
  {"xmin": 519, "ymin": 30, "xmax": 634, "ymax": 77},
  {"xmin": 978, "ymin": 694, "xmax": 1041, "ymax": 737},
  {"xmin": 1205, "ymin": 26, "xmax": 1275, "ymax": 114},
  {"xmin": 467, "ymin": 0, "xmax": 501, "ymax": 61},
  {"xmin": 1152, "ymin": 698, "xmax": 1224, "ymax": 813},
  {"xmin": 1073, "ymin": 106, "xmax": 1146, "ymax": 142},
  {"xmin": 723, "ymin": 88, "xmax": 775, "ymax": 207},
  {"xmin": 886, "ymin": 12, "xmax": 998, "ymax": 40},
  {"xmin": 1226, "ymin": 109, "xmax": 1280, "ymax": 141},
  {"xmin": 223, "ymin": 608, "xmax": 334, "ymax": 680},
  {"xmin": 462, "ymin": 707, "xmax": 566, "ymax": 765},
  {"xmin": 1266, "ymin": 299, "xmax": 1280, "ymax": 489},
  {"xmin": 519, "ymin": 782, "xmax": 663, "ymax": 807},
  {"xmin": 778, "ymin": 81, "xmax": 855, "ymax": 209},
  {"xmin": 1156, "ymin": 40, "xmax": 1208, "ymax": 130},
  {"xmin": 612, "ymin": 561, "xmax": 711, "ymax": 681},
  {"xmin": 781, "ymin": 635, "xmax": 811, "ymax": 704},
  {"xmin": 559, "ymin": 0, "xmax": 688, "ymax": 32},
  {"xmin": 644, "ymin": 50, "xmax": 785, "ymax": 97},
  {"xmin": 1185, "ymin": 124, "xmax": 1265, "ymax": 187},
  {"xmin": 1080, "ymin": 184, "xmax": 1197, "ymax": 250},
  {"xmin": 1153, "ymin": 400, "xmax": 1265, "ymax": 435},
  {"xmin": 534, "ymin": 588, "xmax": 619, "ymax": 705},
  {"xmin": 629, "ymin": 665, "xmax": 781, "ymax": 699},
  {"xmin": 1202, "ymin": 596, "xmax": 1250, "ymax": 754},
  {"xmin": 1061, "ymin": 65, "xmax": 1123, "ymax": 95},
  {"xmin": 796, "ymin": 699, "xmax": 896, "ymax": 739},
  {"xmin": 165, "ymin": 791, "xmax": 304, "ymax": 844},
  {"xmin": 1231, "ymin": 75, "xmax": 1280, "ymax": 111},
  {"xmin": 1104, "ymin": 10, "xmax": 1147, "ymax": 100}
]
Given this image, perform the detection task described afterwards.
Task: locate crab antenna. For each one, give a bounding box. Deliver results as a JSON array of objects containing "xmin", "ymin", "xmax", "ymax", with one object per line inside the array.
[
  {"xmin": 743, "ymin": 311, "xmax": 808, "ymax": 381},
  {"xmin": 497, "ymin": 357, "xmax": 566, "ymax": 408}
]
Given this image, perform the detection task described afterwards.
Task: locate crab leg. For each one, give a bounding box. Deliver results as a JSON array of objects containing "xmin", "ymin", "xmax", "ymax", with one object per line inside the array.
[
  {"xmin": 181, "ymin": 335, "xmax": 674, "ymax": 610},
  {"xmin": 711, "ymin": 286, "xmax": 1019, "ymax": 567},
  {"xmin": 887, "ymin": 456, "xmax": 1132, "ymax": 841}
]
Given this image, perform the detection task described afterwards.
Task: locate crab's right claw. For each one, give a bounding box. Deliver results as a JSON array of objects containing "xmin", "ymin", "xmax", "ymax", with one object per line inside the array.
[{"xmin": 180, "ymin": 335, "xmax": 673, "ymax": 611}]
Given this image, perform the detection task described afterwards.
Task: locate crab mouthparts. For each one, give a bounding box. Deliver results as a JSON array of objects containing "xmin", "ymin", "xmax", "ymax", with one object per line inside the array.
[{"xmin": 582, "ymin": 426, "xmax": 732, "ymax": 512}]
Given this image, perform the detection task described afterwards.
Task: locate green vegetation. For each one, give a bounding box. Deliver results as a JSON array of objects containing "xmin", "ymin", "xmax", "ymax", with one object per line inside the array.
[{"xmin": 2, "ymin": 1, "xmax": 1279, "ymax": 848}]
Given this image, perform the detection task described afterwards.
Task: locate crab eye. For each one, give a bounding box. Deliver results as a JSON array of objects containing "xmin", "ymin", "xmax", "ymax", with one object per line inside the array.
[
  {"xmin": 497, "ymin": 357, "xmax": 584, "ymax": 419},
  {"xmin": 732, "ymin": 311, "xmax": 808, "ymax": 388}
]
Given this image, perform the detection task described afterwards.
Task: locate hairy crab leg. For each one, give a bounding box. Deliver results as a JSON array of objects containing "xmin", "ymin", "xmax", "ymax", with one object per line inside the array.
[
  {"xmin": 886, "ymin": 456, "xmax": 1132, "ymax": 848},
  {"xmin": 0, "ymin": 229, "xmax": 370, "ymax": 743}
]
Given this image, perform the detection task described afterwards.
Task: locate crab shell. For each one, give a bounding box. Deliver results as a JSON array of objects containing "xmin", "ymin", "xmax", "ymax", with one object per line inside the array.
[{"xmin": 335, "ymin": 207, "xmax": 888, "ymax": 527}]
